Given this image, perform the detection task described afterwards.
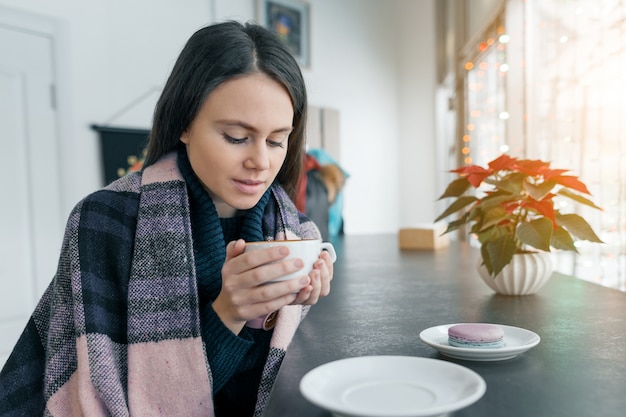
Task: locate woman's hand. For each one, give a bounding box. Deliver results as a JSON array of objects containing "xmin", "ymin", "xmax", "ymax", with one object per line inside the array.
[
  {"xmin": 212, "ymin": 239, "xmax": 312, "ymax": 334},
  {"xmin": 291, "ymin": 249, "xmax": 334, "ymax": 305}
]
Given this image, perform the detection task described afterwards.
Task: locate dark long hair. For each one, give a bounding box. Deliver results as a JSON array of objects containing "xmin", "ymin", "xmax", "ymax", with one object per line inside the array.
[{"xmin": 143, "ymin": 20, "xmax": 307, "ymax": 201}]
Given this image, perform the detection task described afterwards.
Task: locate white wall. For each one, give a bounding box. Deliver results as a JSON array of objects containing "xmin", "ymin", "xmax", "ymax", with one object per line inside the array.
[
  {"xmin": 0, "ymin": 0, "xmax": 213, "ymax": 214},
  {"xmin": 394, "ymin": 0, "xmax": 438, "ymax": 228},
  {"xmin": 0, "ymin": 0, "xmax": 438, "ymax": 235}
]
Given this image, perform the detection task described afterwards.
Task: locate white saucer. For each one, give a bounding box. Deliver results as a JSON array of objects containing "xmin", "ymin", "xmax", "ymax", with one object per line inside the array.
[
  {"xmin": 299, "ymin": 355, "xmax": 486, "ymax": 417},
  {"xmin": 419, "ymin": 323, "xmax": 540, "ymax": 361}
]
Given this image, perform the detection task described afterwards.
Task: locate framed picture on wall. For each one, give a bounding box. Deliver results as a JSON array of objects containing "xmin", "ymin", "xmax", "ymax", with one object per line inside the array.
[{"xmin": 257, "ymin": 0, "xmax": 310, "ymax": 68}]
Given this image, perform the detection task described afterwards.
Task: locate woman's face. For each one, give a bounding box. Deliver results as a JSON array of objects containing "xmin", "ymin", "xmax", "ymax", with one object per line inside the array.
[{"xmin": 181, "ymin": 73, "xmax": 294, "ymax": 217}]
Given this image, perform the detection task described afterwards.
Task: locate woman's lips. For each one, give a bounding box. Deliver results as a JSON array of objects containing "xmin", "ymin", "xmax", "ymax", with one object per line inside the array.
[{"xmin": 233, "ymin": 179, "xmax": 265, "ymax": 194}]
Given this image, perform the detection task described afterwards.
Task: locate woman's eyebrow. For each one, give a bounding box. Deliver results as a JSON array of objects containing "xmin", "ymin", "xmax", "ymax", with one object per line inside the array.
[{"xmin": 219, "ymin": 120, "xmax": 293, "ymax": 134}]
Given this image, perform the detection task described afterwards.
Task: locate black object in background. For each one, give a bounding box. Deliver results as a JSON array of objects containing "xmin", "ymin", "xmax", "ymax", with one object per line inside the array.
[{"xmin": 92, "ymin": 125, "xmax": 149, "ymax": 185}]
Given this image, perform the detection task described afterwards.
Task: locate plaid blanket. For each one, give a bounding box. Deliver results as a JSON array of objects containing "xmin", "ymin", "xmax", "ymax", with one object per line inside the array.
[{"xmin": 0, "ymin": 152, "xmax": 319, "ymax": 417}]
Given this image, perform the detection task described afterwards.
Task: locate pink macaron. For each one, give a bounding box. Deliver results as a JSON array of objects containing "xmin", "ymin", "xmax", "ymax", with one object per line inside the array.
[{"xmin": 448, "ymin": 323, "xmax": 505, "ymax": 349}]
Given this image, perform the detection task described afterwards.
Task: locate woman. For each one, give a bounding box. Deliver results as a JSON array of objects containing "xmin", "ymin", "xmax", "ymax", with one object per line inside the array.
[{"xmin": 0, "ymin": 21, "xmax": 333, "ymax": 417}]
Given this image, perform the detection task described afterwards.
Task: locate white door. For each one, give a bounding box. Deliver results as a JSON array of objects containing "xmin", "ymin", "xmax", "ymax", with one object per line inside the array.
[{"xmin": 0, "ymin": 25, "xmax": 63, "ymax": 368}]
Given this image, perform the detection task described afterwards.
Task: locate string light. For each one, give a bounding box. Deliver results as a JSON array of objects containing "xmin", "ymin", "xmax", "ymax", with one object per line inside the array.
[{"xmin": 462, "ymin": 18, "xmax": 509, "ymax": 172}]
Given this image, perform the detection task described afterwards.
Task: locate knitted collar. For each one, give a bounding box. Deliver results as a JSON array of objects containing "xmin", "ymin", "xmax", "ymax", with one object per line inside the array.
[{"xmin": 176, "ymin": 146, "xmax": 271, "ymax": 299}]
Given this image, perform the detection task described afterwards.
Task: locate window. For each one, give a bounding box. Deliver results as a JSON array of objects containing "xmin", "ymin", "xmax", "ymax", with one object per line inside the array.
[{"xmin": 460, "ymin": 0, "xmax": 626, "ymax": 291}]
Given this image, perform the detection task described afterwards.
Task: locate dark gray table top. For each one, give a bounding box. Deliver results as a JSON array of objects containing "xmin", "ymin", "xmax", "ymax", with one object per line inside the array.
[{"xmin": 262, "ymin": 234, "xmax": 626, "ymax": 417}]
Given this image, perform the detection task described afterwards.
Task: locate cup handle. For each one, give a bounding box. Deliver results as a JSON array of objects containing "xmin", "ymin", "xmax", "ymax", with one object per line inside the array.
[{"xmin": 320, "ymin": 242, "xmax": 337, "ymax": 263}]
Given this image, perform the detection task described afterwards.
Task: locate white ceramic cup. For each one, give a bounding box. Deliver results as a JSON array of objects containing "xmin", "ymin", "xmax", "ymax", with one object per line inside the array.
[{"xmin": 244, "ymin": 239, "xmax": 337, "ymax": 283}]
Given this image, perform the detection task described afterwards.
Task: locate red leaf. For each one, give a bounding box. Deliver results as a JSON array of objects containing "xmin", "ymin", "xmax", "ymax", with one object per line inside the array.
[
  {"xmin": 524, "ymin": 199, "xmax": 557, "ymax": 226},
  {"xmin": 488, "ymin": 154, "xmax": 518, "ymax": 171},
  {"xmin": 554, "ymin": 175, "xmax": 591, "ymax": 195},
  {"xmin": 541, "ymin": 168, "xmax": 569, "ymax": 180},
  {"xmin": 467, "ymin": 172, "xmax": 492, "ymax": 188},
  {"xmin": 451, "ymin": 165, "xmax": 489, "ymax": 175},
  {"xmin": 503, "ymin": 201, "xmax": 522, "ymax": 214},
  {"xmin": 514, "ymin": 159, "xmax": 551, "ymax": 176},
  {"xmin": 451, "ymin": 165, "xmax": 492, "ymax": 188}
]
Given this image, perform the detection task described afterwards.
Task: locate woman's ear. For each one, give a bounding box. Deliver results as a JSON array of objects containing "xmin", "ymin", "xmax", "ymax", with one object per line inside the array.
[{"xmin": 180, "ymin": 130, "xmax": 190, "ymax": 145}]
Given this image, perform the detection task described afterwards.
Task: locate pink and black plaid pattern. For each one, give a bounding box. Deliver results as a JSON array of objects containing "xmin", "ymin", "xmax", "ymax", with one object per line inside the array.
[{"xmin": 0, "ymin": 153, "xmax": 319, "ymax": 416}]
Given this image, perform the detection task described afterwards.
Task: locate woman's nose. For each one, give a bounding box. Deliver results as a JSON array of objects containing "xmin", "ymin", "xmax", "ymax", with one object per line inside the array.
[{"xmin": 244, "ymin": 142, "xmax": 270, "ymax": 170}]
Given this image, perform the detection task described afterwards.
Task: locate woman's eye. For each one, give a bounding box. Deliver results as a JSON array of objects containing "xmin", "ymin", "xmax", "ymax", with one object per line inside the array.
[
  {"xmin": 223, "ymin": 132, "xmax": 285, "ymax": 148},
  {"xmin": 267, "ymin": 139, "xmax": 285, "ymax": 148},
  {"xmin": 223, "ymin": 134, "xmax": 247, "ymax": 144}
]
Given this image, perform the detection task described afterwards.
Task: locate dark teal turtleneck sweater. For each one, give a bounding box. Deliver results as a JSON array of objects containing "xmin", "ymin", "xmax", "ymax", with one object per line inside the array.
[{"xmin": 177, "ymin": 147, "xmax": 273, "ymax": 416}]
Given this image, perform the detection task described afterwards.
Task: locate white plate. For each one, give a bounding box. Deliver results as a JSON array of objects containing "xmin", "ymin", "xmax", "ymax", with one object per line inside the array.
[
  {"xmin": 419, "ymin": 323, "xmax": 540, "ymax": 361},
  {"xmin": 299, "ymin": 355, "xmax": 486, "ymax": 417}
]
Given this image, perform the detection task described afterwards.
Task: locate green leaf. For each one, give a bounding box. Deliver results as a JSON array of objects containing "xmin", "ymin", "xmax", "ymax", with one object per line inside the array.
[
  {"xmin": 475, "ymin": 223, "xmax": 517, "ymax": 246},
  {"xmin": 556, "ymin": 213, "xmax": 604, "ymax": 243},
  {"xmin": 516, "ymin": 218, "xmax": 552, "ymax": 251},
  {"xmin": 441, "ymin": 214, "xmax": 469, "ymax": 235},
  {"xmin": 476, "ymin": 223, "xmax": 510, "ymax": 246},
  {"xmin": 550, "ymin": 226, "xmax": 578, "ymax": 251},
  {"xmin": 477, "ymin": 205, "xmax": 510, "ymax": 231},
  {"xmin": 524, "ymin": 180, "xmax": 557, "ymax": 200},
  {"xmin": 437, "ymin": 177, "xmax": 471, "ymax": 199},
  {"xmin": 485, "ymin": 172, "xmax": 526, "ymax": 195},
  {"xmin": 557, "ymin": 188, "xmax": 602, "ymax": 210},
  {"xmin": 484, "ymin": 235, "xmax": 517, "ymax": 277},
  {"xmin": 479, "ymin": 191, "xmax": 516, "ymax": 210},
  {"xmin": 480, "ymin": 244, "xmax": 493, "ymax": 275},
  {"xmin": 434, "ymin": 196, "xmax": 477, "ymax": 223}
]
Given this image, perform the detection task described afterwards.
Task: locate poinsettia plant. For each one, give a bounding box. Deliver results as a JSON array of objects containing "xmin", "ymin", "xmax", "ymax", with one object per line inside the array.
[{"xmin": 435, "ymin": 154, "xmax": 603, "ymax": 277}]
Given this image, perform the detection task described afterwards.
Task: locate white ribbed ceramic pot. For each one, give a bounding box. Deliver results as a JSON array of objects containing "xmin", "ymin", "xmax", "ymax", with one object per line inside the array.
[{"xmin": 477, "ymin": 252, "xmax": 553, "ymax": 295}]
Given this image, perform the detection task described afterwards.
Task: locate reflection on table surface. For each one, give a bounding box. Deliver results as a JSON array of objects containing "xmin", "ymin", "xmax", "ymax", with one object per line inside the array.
[{"xmin": 262, "ymin": 234, "xmax": 626, "ymax": 417}]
